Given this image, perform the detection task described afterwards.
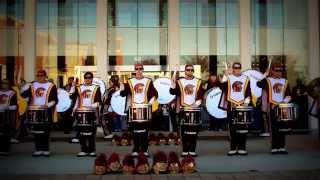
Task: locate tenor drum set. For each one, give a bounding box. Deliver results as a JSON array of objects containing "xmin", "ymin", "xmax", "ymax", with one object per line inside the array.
[
  {"xmin": 128, "ymin": 103, "xmax": 152, "ymax": 123},
  {"xmin": 75, "ymin": 107, "xmax": 96, "ymax": 135},
  {"xmin": 231, "ymin": 106, "xmax": 253, "ymax": 134},
  {"xmin": 180, "ymin": 107, "xmax": 201, "ymax": 126}
]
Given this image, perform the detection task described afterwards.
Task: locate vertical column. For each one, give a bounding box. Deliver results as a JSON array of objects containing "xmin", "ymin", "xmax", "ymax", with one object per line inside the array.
[
  {"xmin": 24, "ymin": 0, "xmax": 36, "ymax": 82},
  {"xmin": 239, "ymin": 0, "xmax": 251, "ymax": 70},
  {"xmin": 168, "ymin": 0, "xmax": 180, "ymax": 71},
  {"xmin": 308, "ymin": 0, "xmax": 320, "ymax": 132},
  {"xmin": 96, "ymin": 0, "xmax": 108, "ymax": 81}
]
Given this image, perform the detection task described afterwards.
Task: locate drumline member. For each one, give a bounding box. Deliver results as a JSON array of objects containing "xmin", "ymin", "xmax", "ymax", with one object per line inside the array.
[
  {"xmin": 220, "ymin": 62, "xmax": 251, "ymax": 156},
  {"xmin": 101, "ymin": 75, "xmax": 121, "ymax": 139},
  {"xmin": 62, "ymin": 77, "xmax": 79, "ymax": 143},
  {"xmin": 0, "ymin": 79, "xmax": 17, "ymax": 155},
  {"xmin": 21, "ymin": 70, "xmax": 58, "ymax": 157},
  {"xmin": 169, "ymin": 64, "xmax": 205, "ymax": 157},
  {"xmin": 73, "ymin": 72, "xmax": 101, "ymax": 157},
  {"xmin": 120, "ymin": 63, "xmax": 158, "ymax": 157},
  {"xmin": 257, "ymin": 64, "xmax": 291, "ymax": 154}
]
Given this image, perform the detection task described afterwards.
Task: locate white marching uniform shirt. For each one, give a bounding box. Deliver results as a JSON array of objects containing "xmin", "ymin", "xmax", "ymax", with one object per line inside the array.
[
  {"xmin": 177, "ymin": 78, "xmax": 202, "ymax": 106},
  {"xmin": 0, "ymin": 90, "xmax": 16, "ymax": 110},
  {"xmin": 78, "ymin": 84, "xmax": 99, "ymax": 107},
  {"xmin": 267, "ymin": 77, "xmax": 288, "ymax": 104},
  {"xmin": 31, "ymin": 82, "xmax": 55, "ymax": 106},
  {"xmin": 128, "ymin": 78, "xmax": 151, "ymax": 104},
  {"xmin": 227, "ymin": 74, "xmax": 250, "ymax": 105}
]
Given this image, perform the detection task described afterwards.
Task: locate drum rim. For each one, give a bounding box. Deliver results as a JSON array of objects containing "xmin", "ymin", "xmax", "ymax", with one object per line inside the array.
[
  {"xmin": 278, "ymin": 103, "xmax": 294, "ymax": 107},
  {"xmin": 233, "ymin": 106, "xmax": 253, "ymax": 110},
  {"xmin": 28, "ymin": 106, "xmax": 47, "ymax": 110},
  {"xmin": 75, "ymin": 107, "xmax": 95, "ymax": 112},
  {"xmin": 131, "ymin": 103, "xmax": 151, "ymax": 108}
]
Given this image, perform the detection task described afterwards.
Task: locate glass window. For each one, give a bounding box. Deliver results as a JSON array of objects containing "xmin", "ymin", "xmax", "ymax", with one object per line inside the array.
[
  {"xmin": 180, "ymin": 0, "xmax": 197, "ymax": 27},
  {"xmin": 79, "ymin": 0, "xmax": 96, "ymax": 27}
]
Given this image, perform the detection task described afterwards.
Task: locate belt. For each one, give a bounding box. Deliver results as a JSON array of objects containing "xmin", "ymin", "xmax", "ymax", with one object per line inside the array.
[
  {"xmin": 133, "ymin": 129, "xmax": 147, "ymax": 133},
  {"xmin": 184, "ymin": 131, "xmax": 197, "ymax": 135}
]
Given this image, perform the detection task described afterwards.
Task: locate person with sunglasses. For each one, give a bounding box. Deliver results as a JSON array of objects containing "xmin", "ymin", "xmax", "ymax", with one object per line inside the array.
[
  {"xmin": 72, "ymin": 72, "xmax": 101, "ymax": 157},
  {"xmin": 0, "ymin": 79, "xmax": 17, "ymax": 156},
  {"xmin": 257, "ymin": 63, "xmax": 291, "ymax": 155},
  {"xmin": 219, "ymin": 62, "xmax": 251, "ymax": 156},
  {"xmin": 169, "ymin": 64, "xmax": 205, "ymax": 157},
  {"xmin": 21, "ymin": 70, "xmax": 58, "ymax": 157},
  {"xmin": 120, "ymin": 63, "xmax": 158, "ymax": 157}
]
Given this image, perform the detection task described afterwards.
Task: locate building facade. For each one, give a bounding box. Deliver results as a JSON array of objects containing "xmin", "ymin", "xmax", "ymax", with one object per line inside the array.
[{"xmin": 0, "ymin": 0, "xmax": 319, "ymax": 130}]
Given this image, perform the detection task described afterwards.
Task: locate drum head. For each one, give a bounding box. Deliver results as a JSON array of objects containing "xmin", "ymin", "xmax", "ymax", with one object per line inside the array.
[
  {"xmin": 242, "ymin": 70, "xmax": 264, "ymax": 98},
  {"xmin": 93, "ymin": 78, "xmax": 107, "ymax": 98},
  {"xmin": 205, "ymin": 88, "xmax": 227, "ymax": 119},
  {"xmin": 56, "ymin": 88, "xmax": 72, "ymax": 112},
  {"xmin": 154, "ymin": 78, "xmax": 176, "ymax": 104},
  {"xmin": 110, "ymin": 90, "xmax": 127, "ymax": 116}
]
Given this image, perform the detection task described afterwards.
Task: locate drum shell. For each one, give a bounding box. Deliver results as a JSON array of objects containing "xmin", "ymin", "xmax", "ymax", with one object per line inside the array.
[
  {"xmin": 275, "ymin": 103, "xmax": 295, "ymax": 132},
  {"xmin": 128, "ymin": 104, "xmax": 152, "ymax": 123},
  {"xmin": 179, "ymin": 107, "xmax": 201, "ymax": 126},
  {"xmin": 0, "ymin": 110, "xmax": 16, "ymax": 135},
  {"xmin": 27, "ymin": 106, "xmax": 49, "ymax": 133},
  {"xmin": 231, "ymin": 106, "xmax": 253, "ymax": 133},
  {"xmin": 75, "ymin": 108, "xmax": 96, "ymax": 133}
]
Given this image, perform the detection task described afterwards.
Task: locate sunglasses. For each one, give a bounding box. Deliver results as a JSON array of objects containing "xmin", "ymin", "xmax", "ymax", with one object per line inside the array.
[
  {"xmin": 37, "ymin": 74, "xmax": 45, "ymax": 77},
  {"xmin": 233, "ymin": 67, "xmax": 241, "ymax": 69},
  {"xmin": 84, "ymin": 76, "xmax": 93, "ymax": 79},
  {"xmin": 185, "ymin": 69, "xmax": 194, "ymax": 72},
  {"xmin": 135, "ymin": 67, "xmax": 143, "ymax": 71}
]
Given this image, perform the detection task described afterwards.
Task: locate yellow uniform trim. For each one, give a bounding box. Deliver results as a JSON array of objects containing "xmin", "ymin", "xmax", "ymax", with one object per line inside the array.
[
  {"xmin": 45, "ymin": 84, "xmax": 54, "ymax": 105},
  {"xmin": 144, "ymin": 79, "xmax": 151, "ymax": 104}
]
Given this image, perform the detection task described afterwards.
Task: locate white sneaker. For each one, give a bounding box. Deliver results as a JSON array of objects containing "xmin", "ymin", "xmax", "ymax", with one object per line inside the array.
[
  {"xmin": 227, "ymin": 150, "xmax": 237, "ymax": 156},
  {"xmin": 42, "ymin": 151, "xmax": 51, "ymax": 156},
  {"xmin": 270, "ymin": 149, "xmax": 278, "ymax": 154},
  {"xmin": 104, "ymin": 134, "xmax": 114, "ymax": 139},
  {"xmin": 259, "ymin": 133, "xmax": 270, "ymax": 137},
  {"xmin": 131, "ymin": 152, "xmax": 138, "ymax": 157},
  {"xmin": 77, "ymin": 152, "xmax": 87, "ymax": 157},
  {"xmin": 143, "ymin": 152, "xmax": 149, "ymax": 157},
  {"xmin": 32, "ymin": 151, "xmax": 43, "ymax": 156},
  {"xmin": 278, "ymin": 148, "xmax": 288, "ymax": 154},
  {"xmin": 71, "ymin": 138, "xmax": 79, "ymax": 143},
  {"xmin": 89, "ymin": 152, "xmax": 96, "ymax": 157},
  {"xmin": 237, "ymin": 150, "xmax": 248, "ymax": 155},
  {"xmin": 181, "ymin": 152, "xmax": 188, "ymax": 157},
  {"xmin": 189, "ymin": 152, "xmax": 198, "ymax": 157},
  {"xmin": 10, "ymin": 138, "xmax": 19, "ymax": 144}
]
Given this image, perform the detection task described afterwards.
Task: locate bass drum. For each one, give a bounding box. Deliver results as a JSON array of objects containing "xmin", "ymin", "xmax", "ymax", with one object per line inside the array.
[
  {"xmin": 153, "ymin": 77, "xmax": 176, "ymax": 104},
  {"xmin": 93, "ymin": 78, "xmax": 107, "ymax": 98},
  {"xmin": 56, "ymin": 88, "xmax": 72, "ymax": 112},
  {"xmin": 204, "ymin": 87, "xmax": 227, "ymax": 119},
  {"xmin": 110, "ymin": 90, "xmax": 127, "ymax": 116},
  {"xmin": 242, "ymin": 69, "xmax": 264, "ymax": 98}
]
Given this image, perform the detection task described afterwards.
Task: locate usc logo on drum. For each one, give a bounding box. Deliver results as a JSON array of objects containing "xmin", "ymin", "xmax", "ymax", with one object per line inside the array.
[
  {"xmin": 0, "ymin": 94, "xmax": 9, "ymax": 104},
  {"xmin": 273, "ymin": 83, "xmax": 283, "ymax": 93},
  {"xmin": 134, "ymin": 83, "xmax": 144, "ymax": 94},
  {"xmin": 81, "ymin": 90, "xmax": 92, "ymax": 99},
  {"xmin": 184, "ymin": 84, "xmax": 195, "ymax": 95},
  {"xmin": 35, "ymin": 88, "xmax": 46, "ymax": 97},
  {"xmin": 232, "ymin": 81, "xmax": 243, "ymax": 92}
]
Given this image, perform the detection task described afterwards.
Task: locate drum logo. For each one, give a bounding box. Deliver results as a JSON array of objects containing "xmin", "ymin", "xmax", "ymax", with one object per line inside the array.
[
  {"xmin": 134, "ymin": 83, "xmax": 144, "ymax": 94},
  {"xmin": 184, "ymin": 84, "xmax": 195, "ymax": 95},
  {"xmin": 35, "ymin": 87, "xmax": 46, "ymax": 97},
  {"xmin": 232, "ymin": 81, "xmax": 243, "ymax": 92},
  {"xmin": 81, "ymin": 89, "xmax": 92, "ymax": 99},
  {"xmin": 273, "ymin": 83, "xmax": 283, "ymax": 94},
  {"xmin": 0, "ymin": 94, "xmax": 9, "ymax": 104}
]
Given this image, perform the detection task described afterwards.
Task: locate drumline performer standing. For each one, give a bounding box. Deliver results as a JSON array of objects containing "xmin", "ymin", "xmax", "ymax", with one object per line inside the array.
[
  {"xmin": 0, "ymin": 79, "xmax": 17, "ymax": 155},
  {"xmin": 21, "ymin": 70, "xmax": 58, "ymax": 157},
  {"xmin": 120, "ymin": 63, "xmax": 158, "ymax": 157},
  {"xmin": 220, "ymin": 62, "xmax": 251, "ymax": 156},
  {"xmin": 257, "ymin": 63, "xmax": 292, "ymax": 154},
  {"xmin": 169, "ymin": 64, "xmax": 205, "ymax": 157},
  {"xmin": 73, "ymin": 72, "xmax": 101, "ymax": 157}
]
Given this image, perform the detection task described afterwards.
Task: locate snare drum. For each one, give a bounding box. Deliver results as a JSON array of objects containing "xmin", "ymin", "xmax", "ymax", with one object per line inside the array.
[
  {"xmin": 276, "ymin": 103, "xmax": 295, "ymax": 132},
  {"xmin": 128, "ymin": 104, "xmax": 152, "ymax": 123},
  {"xmin": 0, "ymin": 109, "xmax": 16, "ymax": 136},
  {"xmin": 180, "ymin": 107, "xmax": 201, "ymax": 126},
  {"xmin": 27, "ymin": 106, "xmax": 49, "ymax": 134},
  {"xmin": 232, "ymin": 106, "xmax": 253, "ymax": 133},
  {"xmin": 75, "ymin": 108, "xmax": 96, "ymax": 135}
]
